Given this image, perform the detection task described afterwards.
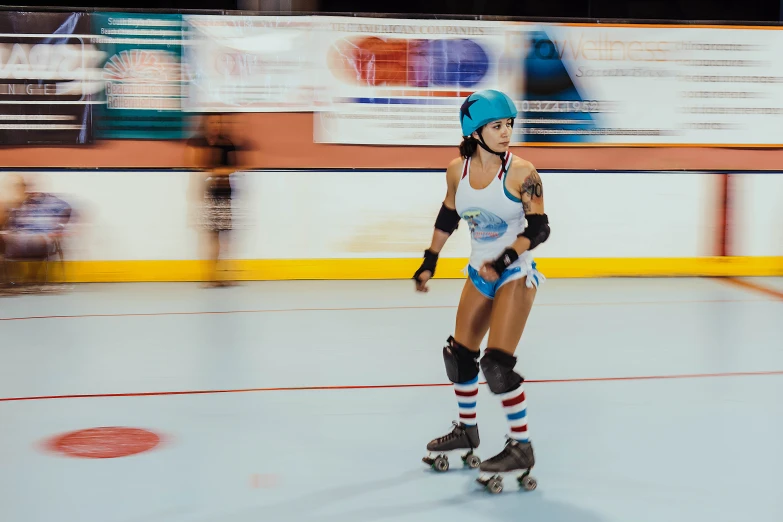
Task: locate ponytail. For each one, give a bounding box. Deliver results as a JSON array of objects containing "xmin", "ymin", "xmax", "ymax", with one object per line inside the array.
[{"xmin": 459, "ymin": 136, "xmax": 478, "ymax": 158}]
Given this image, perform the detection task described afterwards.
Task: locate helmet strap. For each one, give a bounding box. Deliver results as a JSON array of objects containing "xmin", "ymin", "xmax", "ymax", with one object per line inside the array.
[{"xmin": 475, "ymin": 128, "xmax": 508, "ymax": 171}]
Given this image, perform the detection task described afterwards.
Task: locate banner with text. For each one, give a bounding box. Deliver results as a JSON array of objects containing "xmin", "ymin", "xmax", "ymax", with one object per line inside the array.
[
  {"xmin": 91, "ymin": 12, "xmax": 186, "ymax": 140},
  {"xmin": 314, "ymin": 20, "xmax": 783, "ymax": 146},
  {"xmin": 182, "ymin": 15, "xmax": 318, "ymax": 112},
  {"xmin": 0, "ymin": 11, "xmax": 102, "ymax": 145},
  {"xmin": 313, "ymin": 17, "xmax": 524, "ymax": 145},
  {"xmin": 513, "ymin": 23, "xmax": 783, "ymax": 146}
]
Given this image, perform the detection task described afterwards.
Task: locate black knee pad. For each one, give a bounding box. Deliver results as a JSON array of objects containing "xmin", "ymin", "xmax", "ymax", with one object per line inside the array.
[
  {"xmin": 480, "ymin": 348, "xmax": 524, "ymax": 394},
  {"xmin": 442, "ymin": 336, "xmax": 480, "ymax": 384}
]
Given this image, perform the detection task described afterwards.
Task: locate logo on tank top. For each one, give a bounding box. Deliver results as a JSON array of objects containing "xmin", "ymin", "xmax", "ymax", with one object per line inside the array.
[{"xmin": 461, "ymin": 208, "xmax": 508, "ymax": 242}]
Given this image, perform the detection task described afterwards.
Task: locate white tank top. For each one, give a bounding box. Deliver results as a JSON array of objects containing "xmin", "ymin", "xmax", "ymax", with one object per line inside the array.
[{"xmin": 454, "ymin": 152, "xmax": 534, "ymax": 271}]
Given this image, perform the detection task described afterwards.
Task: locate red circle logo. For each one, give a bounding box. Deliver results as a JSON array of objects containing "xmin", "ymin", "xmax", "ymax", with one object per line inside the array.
[{"xmin": 43, "ymin": 427, "xmax": 162, "ymax": 459}]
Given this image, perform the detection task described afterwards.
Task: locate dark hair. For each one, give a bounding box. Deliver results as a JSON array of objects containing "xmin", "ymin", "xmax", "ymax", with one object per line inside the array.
[{"xmin": 459, "ymin": 136, "xmax": 478, "ymax": 158}]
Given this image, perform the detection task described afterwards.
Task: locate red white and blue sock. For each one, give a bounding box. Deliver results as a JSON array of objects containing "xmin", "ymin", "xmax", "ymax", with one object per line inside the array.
[
  {"xmin": 499, "ymin": 384, "xmax": 529, "ymax": 442},
  {"xmin": 454, "ymin": 375, "xmax": 479, "ymax": 426}
]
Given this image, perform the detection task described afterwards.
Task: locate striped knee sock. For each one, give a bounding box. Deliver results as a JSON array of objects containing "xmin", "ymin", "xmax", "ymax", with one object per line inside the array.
[
  {"xmin": 454, "ymin": 375, "xmax": 479, "ymax": 426},
  {"xmin": 499, "ymin": 384, "xmax": 529, "ymax": 442}
]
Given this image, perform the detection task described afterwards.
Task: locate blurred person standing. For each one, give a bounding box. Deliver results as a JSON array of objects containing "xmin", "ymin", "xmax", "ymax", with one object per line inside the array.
[
  {"xmin": 186, "ymin": 114, "xmax": 242, "ymax": 287},
  {"xmin": 0, "ymin": 175, "xmax": 71, "ymax": 290}
]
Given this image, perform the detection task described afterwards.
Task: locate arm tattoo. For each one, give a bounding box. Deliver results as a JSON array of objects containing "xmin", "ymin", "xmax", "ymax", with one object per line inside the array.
[{"xmin": 520, "ymin": 169, "xmax": 543, "ymax": 212}]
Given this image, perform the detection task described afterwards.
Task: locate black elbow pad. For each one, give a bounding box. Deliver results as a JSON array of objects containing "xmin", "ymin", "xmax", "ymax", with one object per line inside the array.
[{"xmin": 518, "ymin": 214, "xmax": 550, "ymax": 250}]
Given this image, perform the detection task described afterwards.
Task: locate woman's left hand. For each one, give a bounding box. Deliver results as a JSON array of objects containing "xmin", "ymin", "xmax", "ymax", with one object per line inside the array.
[{"xmin": 479, "ymin": 262, "xmax": 500, "ymax": 282}]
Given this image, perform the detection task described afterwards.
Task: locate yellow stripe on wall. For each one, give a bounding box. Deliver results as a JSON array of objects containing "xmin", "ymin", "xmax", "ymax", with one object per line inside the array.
[{"xmin": 22, "ymin": 256, "xmax": 783, "ymax": 283}]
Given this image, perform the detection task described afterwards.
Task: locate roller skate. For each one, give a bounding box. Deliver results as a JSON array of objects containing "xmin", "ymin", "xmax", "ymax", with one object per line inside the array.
[
  {"xmin": 422, "ymin": 421, "xmax": 481, "ymax": 472},
  {"xmin": 476, "ymin": 437, "xmax": 537, "ymax": 493}
]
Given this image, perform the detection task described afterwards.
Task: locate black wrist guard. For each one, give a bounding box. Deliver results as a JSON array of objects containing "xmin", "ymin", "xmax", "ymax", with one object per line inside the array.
[
  {"xmin": 490, "ymin": 247, "xmax": 519, "ymax": 275},
  {"xmin": 518, "ymin": 213, "xmax": 550, "ymax": 250},
  {"xmin": 414, "ymin": 249, "xmax": 439, "ymax": 282},
  {"xmin": 434, "ymin": 203, "xmax": 460, "ymax": 235}
]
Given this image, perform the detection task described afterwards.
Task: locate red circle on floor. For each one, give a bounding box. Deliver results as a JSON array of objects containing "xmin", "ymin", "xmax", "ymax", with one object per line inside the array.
[{"xmin": 45, "ymin": 427, "xmax": 161, "ymax": 459}]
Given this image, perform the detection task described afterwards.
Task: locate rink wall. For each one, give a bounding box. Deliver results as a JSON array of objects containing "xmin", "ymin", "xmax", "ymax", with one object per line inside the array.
[{"xmin": 1, "ymin": 168, "xmax": 780, "ymax": 282}]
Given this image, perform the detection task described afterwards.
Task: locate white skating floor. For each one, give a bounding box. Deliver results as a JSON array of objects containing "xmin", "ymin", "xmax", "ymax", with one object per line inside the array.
[{"xmin": 1, "ymin": 276, "xmax": 782, "ymax": 522}]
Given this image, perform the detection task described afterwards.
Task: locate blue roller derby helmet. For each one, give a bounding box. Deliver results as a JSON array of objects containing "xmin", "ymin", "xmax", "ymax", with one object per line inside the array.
[{"xmin": 459, "ymin": 89, "xmax": 517, "ymax": 138}]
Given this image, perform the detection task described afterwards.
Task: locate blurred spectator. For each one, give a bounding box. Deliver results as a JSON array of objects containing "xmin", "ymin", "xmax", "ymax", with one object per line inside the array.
[
  {"xmin": 186, "ymin": 114, "xmax": 243, "ymax": 287},
  {"xmin": 0, "ymin": 175, "xmax": 71, "ymax": 290}
]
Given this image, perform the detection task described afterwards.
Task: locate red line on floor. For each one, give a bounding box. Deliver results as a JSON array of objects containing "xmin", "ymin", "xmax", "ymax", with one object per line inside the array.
[
  {"xmin": 722, "ymin": 277, "xmax": 783, "ymax": 300},
  {"xmin": 0, "ymin": 298, "xmax": 770, "ymax": 322},
  {"xmin": 2, "ymin": 370, "xmax": 781, "ymax": 402},
  {"xmin": 0, "ymin": 305, "xmax": 456, "ymax": 321}
]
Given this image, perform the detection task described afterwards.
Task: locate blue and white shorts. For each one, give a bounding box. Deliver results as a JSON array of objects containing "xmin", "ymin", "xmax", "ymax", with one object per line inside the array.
[{"xmin": 467, "ymin": 261, "xmax": 545, "ymax": 300}]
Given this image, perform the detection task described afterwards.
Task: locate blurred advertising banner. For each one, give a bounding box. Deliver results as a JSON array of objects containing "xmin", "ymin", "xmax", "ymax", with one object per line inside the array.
[
  {"xmin": 314, "ymin": 19, "xmax": 783, "ymax": 147},
  {"xmin": 514, "ymin": 24, "xmax": 783, "ymax": 146},
  {"xmin": 0, "ymin": 11, "xmax": 102, "ymax": 145},
  {"xmin": 182, "ymin": 15, "xmax": 319, "ymax": 112},
  {"xmin": 313, "ymin": 17, "xmax": 524, "ymax": 146},
  {"xmin": 91, "ymin": 12, "xmax": 187, "ymax": 140}
]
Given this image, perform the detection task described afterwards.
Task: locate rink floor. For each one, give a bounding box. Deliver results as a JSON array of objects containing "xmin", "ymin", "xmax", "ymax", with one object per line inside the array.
[{"xmin": 1, "ymin": 276, "xmax": 781, "ymax": 522}]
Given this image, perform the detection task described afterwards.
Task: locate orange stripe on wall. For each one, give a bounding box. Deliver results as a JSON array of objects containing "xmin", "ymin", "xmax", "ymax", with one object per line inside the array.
[{"xmin": 3, "ymin": 113, "xmax": 783, "ymax": 170}]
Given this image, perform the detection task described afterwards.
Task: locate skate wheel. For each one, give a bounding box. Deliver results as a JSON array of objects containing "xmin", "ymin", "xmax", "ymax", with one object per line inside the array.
[
  {"xmin": 487, "ymin": 477, "xmax": 503, "ymax": 494},
  {"xmin": 433, "ymin": 456, "xmax": 449, "ymax": 472},
  {"xmin": 519, "ymin": 475, "xmax": 537, "ymax": 491},
  {"xmin": 464, "ymin": 454, "xmax": 481, "ymax": 469}
]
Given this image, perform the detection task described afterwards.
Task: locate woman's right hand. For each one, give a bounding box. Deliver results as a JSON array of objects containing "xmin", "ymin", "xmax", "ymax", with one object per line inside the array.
[{"xmin": 413, "ymin": 249, "xmax": 439, "ymax": 293}]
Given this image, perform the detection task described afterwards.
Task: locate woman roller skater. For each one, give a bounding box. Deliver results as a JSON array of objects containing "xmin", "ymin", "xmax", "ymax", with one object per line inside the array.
[{"xmin": 414, "ymin": 89, "xmax": 550, "ymax": 493}]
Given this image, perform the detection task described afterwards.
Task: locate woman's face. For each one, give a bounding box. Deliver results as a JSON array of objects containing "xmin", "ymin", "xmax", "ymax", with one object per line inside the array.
[{"xmin": 474, "ymin": 119, "xmax": 513, "ymax": 152}]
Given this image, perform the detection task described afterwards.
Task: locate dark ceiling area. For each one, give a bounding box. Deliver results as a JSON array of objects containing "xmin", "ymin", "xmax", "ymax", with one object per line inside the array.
[{"xmin": 12, "ymin": 0, "xmax": 783, "ymax": 22}]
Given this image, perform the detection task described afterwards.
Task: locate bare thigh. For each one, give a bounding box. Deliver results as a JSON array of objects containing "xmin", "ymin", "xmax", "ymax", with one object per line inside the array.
[
  {"xmin": 486, "ymin": 277, "xmax": 537, "ymax": 354},
  {"xmin": 453, "ymin": 278, "xmax": 493, "ymax": 351}
]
